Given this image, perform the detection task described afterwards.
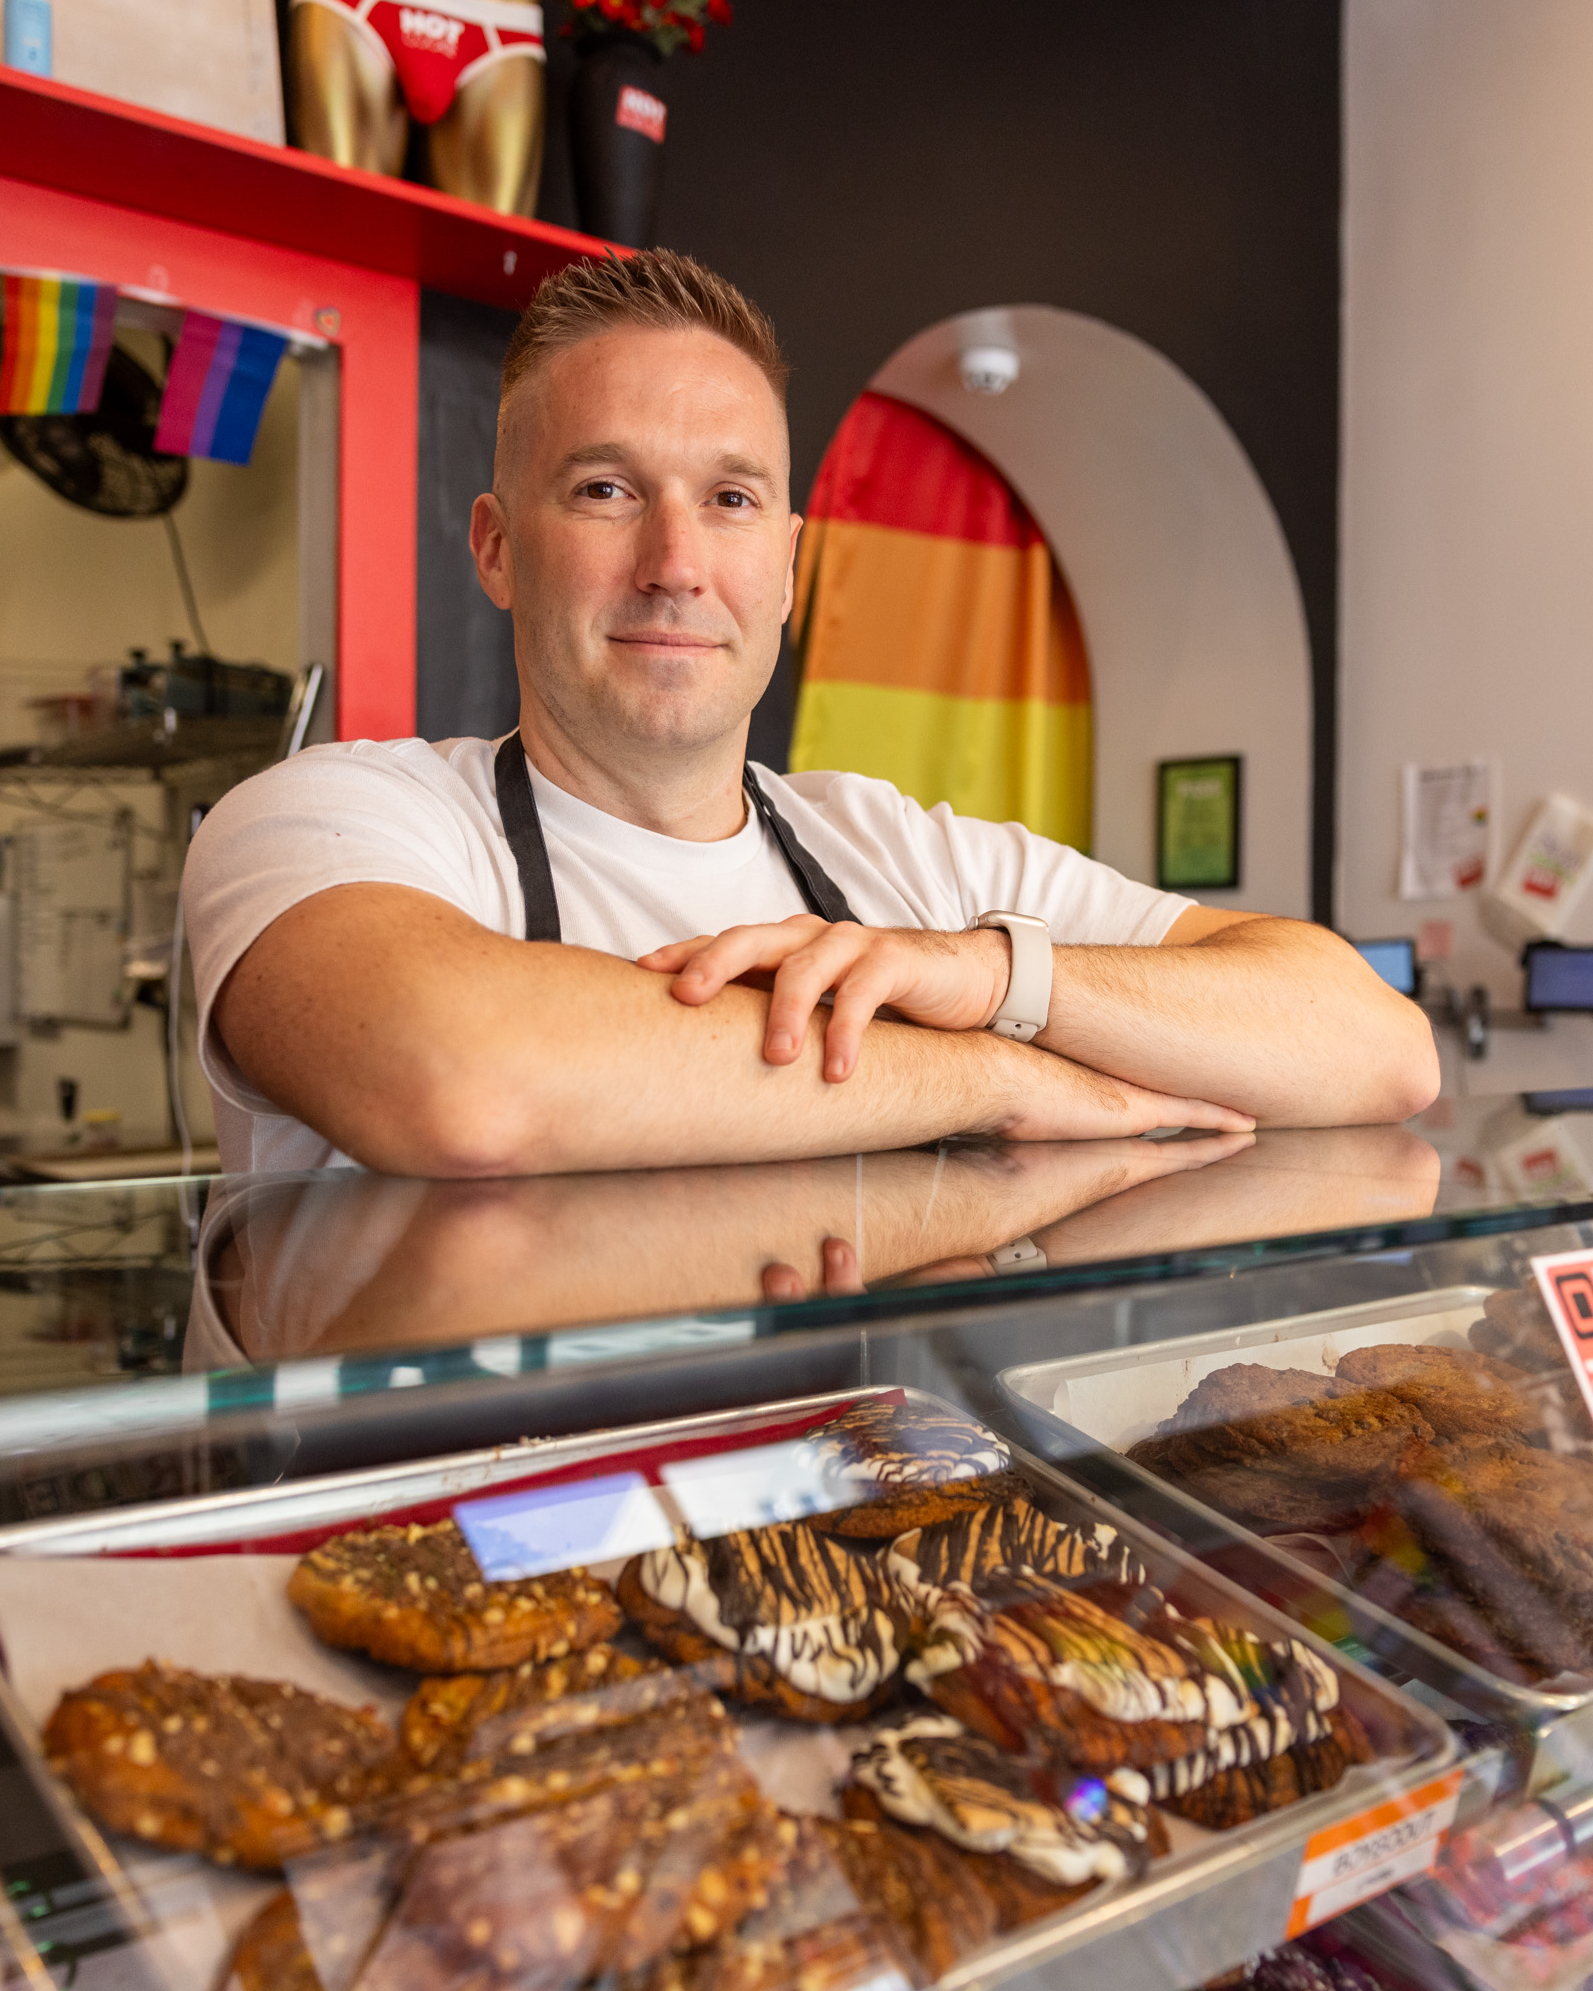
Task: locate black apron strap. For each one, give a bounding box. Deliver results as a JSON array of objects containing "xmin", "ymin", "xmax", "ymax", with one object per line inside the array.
[
  {"xmin": 742, "ymin": 766, "xmax": 860, "ymax": 925},
  {"xmin": 493, "ymin": 735, "xmax": 860, "ymax": 939},
  {"xmin": 493, "ymin": 733, "xmax": 562, "ymax": 942}
]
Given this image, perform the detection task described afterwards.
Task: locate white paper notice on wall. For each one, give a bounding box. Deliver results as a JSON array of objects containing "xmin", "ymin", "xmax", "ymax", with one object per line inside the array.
[{"xmin": 1399, "ymin": 761, "xmax": 1493, "ymax": 900}]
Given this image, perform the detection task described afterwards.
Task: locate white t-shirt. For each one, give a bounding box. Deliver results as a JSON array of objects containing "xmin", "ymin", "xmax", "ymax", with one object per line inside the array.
[{"xmin": 183, "ymin": 735, "xmax": 1193, "ymax": 1173}]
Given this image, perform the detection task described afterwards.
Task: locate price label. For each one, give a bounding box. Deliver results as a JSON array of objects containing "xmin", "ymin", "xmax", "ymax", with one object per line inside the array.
[
  {"xmin": 1531, "ymin": 1249, "xmax": 1593, "ymax": 1422},
  {"xmin": 1284, "ymin": 1770, "xmax": 1462, "ymax": 1938}
]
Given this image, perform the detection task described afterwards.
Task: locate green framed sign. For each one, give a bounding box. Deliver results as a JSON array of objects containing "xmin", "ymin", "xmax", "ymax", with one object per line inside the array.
[{"xmin": 1157, "ymin": 756, "xmax": 1242, "ymax": 890}]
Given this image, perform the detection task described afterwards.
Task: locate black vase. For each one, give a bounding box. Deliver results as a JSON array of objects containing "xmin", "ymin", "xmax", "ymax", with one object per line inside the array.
[{"xmin": 570, "ymin": 34, "xmax": 669, "ymax": 247}]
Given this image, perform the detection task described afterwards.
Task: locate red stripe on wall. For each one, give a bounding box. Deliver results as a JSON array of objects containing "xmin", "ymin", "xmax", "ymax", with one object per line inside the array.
[{"xmin": 805, "ymin": 391, "xmax": 1045, "ymax": 550}]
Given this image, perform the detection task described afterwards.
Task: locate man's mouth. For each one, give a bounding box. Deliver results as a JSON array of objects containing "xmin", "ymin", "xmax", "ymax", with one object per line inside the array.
[{"xmin": 608, "ymin": 632, "xmax": 727, "ymax": 654}]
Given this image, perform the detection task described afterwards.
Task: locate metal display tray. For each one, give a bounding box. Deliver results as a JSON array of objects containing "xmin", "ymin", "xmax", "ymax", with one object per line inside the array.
[
  {"xmin": 997, "ymin": 1286, "xmax": 1593, "ymax": 1762},
  {"xmin": 0, "ymin": 1386, "xmax": 1455, "ymax": 1991}
]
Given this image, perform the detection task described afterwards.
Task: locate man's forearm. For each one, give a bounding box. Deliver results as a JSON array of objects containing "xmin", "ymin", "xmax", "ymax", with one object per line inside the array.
[
  {"xmin": 1034, "ymin": 918, "xmax": 1440, "ymax": 1127},
  {"xmin": 217, "ymin": 887, "xmax": 1244, "ymax": 1176}
]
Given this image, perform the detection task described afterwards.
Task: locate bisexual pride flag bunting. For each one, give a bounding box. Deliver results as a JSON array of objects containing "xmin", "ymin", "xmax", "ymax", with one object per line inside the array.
[
  {"xmin": 790, "ymin": 392, "xmax": 1092, "ymax": 850},
  {"xmin": 0, "ymin": 273, "xmax": 118, "ymax": 415},
  {"xmin": 155, "ymin": 311, "xmax": 287, "ymax": 465}
]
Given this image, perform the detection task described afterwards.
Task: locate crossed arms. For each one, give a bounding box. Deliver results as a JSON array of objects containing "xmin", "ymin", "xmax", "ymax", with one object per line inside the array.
[{"xmin": 213, "ymin": 884, "xmax": 1438, "ymax": 1176}]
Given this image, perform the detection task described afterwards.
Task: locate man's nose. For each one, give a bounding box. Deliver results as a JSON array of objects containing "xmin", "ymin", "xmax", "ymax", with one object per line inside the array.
[{"xmin": 634, "ymin": 493, "xmax": 704, "ymax": 595}]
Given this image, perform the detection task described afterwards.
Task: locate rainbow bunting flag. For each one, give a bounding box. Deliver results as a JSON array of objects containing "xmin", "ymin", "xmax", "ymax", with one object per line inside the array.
[
  {"xmin": 0, "ymin": 273, "xmax": 118, "ymax": 416},
  {"xmin": 791, "ymin": 392, "xmax": 1092, "ymax": 850},
  {"xmin": 154, "ymin": 310, "xmax": 287, "ymax": 465}
]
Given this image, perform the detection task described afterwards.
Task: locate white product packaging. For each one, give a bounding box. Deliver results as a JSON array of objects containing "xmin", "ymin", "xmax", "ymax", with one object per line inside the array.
[{"xmin": 1482, "ymin": 792, "xmax": 1593, "ymax": 949}]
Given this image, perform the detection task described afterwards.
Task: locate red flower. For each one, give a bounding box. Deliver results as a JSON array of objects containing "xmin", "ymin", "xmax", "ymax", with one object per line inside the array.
[
  {"xmin": 706, "ymin": 0, "xmax": 732, "ymax": 22},
  {"xmin": 686, "ymin": 19, "xmax": 704, "ymax": 49}
]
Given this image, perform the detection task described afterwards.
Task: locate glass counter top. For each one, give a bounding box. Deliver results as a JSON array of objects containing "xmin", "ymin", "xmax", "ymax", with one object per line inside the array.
[{"xmin": 0, "ymin": 1090, "xmax": 1590, "ymax": 1525}]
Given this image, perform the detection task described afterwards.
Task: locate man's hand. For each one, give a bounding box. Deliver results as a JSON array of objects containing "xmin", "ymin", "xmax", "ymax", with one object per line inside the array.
[{"xmin": 639, "ymin": 915, "xmax": 1010, "ymax": 1080}]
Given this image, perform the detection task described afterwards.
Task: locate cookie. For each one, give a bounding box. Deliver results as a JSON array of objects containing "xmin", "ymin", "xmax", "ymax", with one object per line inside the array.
[
  {"xmin": 618, "ymin": 1524, "xmax": 910, "ymax": 1721},
  {"xmin": 222, "ymin": 1890, "xmax": 322, "ymax": 1991},
  {"xmin": 380, "ymin": 1687, "xmax": 736, "ymax": 1848},
  {"xmin": 811, "ymin": 1812, "xmax": 998, "ymax": 1985},
  {"xmin": 626, "ymin": 1816, "xmax": 918, "ymax": 1991},
  {"xmin": 1150, "ymin": 1705, "xmax": 1374, "ymax": 1829},
  {"xmin": 360, "ymin": 1743, "xmax": 793, "ymax": 1988},
  {"xmin": 799, "ymin": 1399, "xmax": 1027, "ymax": 1538},
  {"xmin": 891, "ymin": 1497, "xmax": 1149, "ymax": 1596},
  {"xmin": 845, "ymin": 1715, "xmax": 1157, "ymax": 1921},
  {"xmin": 288, "ymin": 1517, "xmax": 622, "ymax": 1672},
  {"xmin": 1334, "ymin": 1344, "xmax": 1541, "ymax": 1443},
  {"xmin": 399, "ymin": 1642, "xmax": 665, "ymax": 1770},
  {"xmin": 43, "ymin": 1661, "xmax": 394, "ymax": 1871}
]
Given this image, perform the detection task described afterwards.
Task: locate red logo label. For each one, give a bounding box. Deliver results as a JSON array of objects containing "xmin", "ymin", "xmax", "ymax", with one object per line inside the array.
[
  {"xmin": 1533, "ymin": 1251, "xmax": 1593, "ymax": 1424},
  {"xmin": 616, "ymin": 85, "xmax": 667, "ymax": 142}
]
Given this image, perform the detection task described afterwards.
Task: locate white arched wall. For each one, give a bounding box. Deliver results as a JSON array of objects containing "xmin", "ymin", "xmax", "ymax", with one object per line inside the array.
[{"xmin": 867, "ymin": 307, "xmax": 1312, "ymax": 916}]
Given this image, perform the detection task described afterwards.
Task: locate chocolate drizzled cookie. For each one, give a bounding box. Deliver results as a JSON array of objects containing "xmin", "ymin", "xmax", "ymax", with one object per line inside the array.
[
  {"xmin": 1147, "ymin": 1704, "xmax": 1374, "ymax": 1829},
  {"xmin": 618, "ymin": 1523, "xmax": 911, "ymax": 1722},
  {"xmin": 891, "ymin": 1497, "xmax": 1149, "ymax": 1596},
  {"xmin": 799, "ymin": 1399, "xmax": 1028, "ymax": 1539},
  {"xmin": 288, "ymin": 1517, "xmax": 622, "ymax": 1672},
  {"xmin": 43, "ymin": 1661, "xmax": 395, "ymax": 1871},
  {"xmin": 846, "ymin": 1714, "xmax": 1156, "ymax": 1925},
  {"xmin": 810, "ymin": 1813, "xmax": 998, "ymax": 1985}
]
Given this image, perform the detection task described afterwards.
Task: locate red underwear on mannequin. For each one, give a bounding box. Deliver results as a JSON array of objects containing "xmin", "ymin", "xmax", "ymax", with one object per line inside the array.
[{"xmin": 292, "ymin": 0, "xmax": 544, "ymax": 125}]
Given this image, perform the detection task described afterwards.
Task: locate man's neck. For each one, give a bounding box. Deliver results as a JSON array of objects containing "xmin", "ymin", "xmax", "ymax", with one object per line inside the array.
[{"xmin": 516, "ymin": 711, "xmax": 750, "ymax": 842}]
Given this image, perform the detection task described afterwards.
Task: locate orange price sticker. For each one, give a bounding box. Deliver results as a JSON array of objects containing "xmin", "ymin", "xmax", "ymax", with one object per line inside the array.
[
  {"xmin": 1285, "ymin": 1769, "xmax": 1462, "ymax": 1939},
  {"xmin": 1531, "ymin": 1249, "xmax": 1593, "ymax": 1422}
]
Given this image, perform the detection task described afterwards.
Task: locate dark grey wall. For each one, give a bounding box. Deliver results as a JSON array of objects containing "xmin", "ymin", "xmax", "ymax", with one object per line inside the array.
[{"xmin": 418, "ymin": 0, "xmax": 1341, "ymax": 911}]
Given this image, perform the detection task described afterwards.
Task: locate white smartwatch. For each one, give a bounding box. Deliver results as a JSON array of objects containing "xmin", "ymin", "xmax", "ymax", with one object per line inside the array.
[{"xmin": 969, "ymin": 910, "xmax": 1053, "ymax": 1042}]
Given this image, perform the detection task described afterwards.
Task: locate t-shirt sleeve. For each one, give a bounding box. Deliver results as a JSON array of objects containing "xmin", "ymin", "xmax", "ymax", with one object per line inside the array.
[
  {"xmin": 182, "ymin": 743, "xmax": 502, "ymax": 1114},
  {"xmin": 783, "ymin": 770, "xmax": 1195, "ymax": 944}
]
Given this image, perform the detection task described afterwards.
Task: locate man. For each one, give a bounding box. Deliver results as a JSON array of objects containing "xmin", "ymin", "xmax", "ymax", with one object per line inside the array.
[{"xmin": 185, "ymin": 249, "xmax": 1437, "ymax": 1177}]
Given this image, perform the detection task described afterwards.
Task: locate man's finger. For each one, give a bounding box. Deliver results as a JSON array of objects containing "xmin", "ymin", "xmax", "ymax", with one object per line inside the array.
[
  {"xmin": 762, "ymin": 928, "xmax": 874, "ymax": 1061},
  {"xmin": 820, "ymin": 968, "xmax": 897, "ymax": 1080},
  {"xmin": 637, "ymin": 935, "xmax": 716, "ymax": 973},
  {"xmin": 1149, "ymin": 1095, "xmax": 1256, "ymax": 1133},
  {"xmin": 669, "ymin": 917, "xmax": 830, "ymax": 1006}
]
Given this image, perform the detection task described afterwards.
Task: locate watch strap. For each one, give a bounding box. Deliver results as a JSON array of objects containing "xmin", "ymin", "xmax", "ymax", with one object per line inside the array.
[{"xmin": 972, "ymin": 911, "xmax": 1053, "ymax": 1042}]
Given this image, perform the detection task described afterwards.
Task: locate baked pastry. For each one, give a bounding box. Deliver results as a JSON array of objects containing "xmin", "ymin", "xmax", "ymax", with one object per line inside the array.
[
  {"xmin": 846, "ymin": 1713, "xmax": 1158, "ymax": 1924},
  {"xmin": 810, "ymin": 1812, "xmax": 998, "ymax": 1984},
  {"xmin": 890, "ymin": 1496, "xmax": 1149, "ymax": 1596},
  {"xmin": 1147, "ymin": 1704, "xmax": 1374, "ymax": 1829},
  {"xmin": 1127, "ymin": 1373, "xmax": 1434, "ymax": 1534},
  {"xmin": 399, "ymin": 1642, "xmax": 666, "ymax": 1769},
  {"xmin": 1470, "ymin": 1284, "xmax": 1566, "ymax": 1372},
  {"xmin": 1334, "ymin": 1344, "xmax": 1540, "ymax": 1442},
  {"xmin": 221, "ymin": 1890, "xmax": 322, "ymax": 1991},
  {"xmin": 908, "ymin": 1574, "xmax": 1347, "ymax": 1794},
  {"xmin": 288, "ymin": 1517, "xmax": 622, "ymax": 1672},
  {"xmin": 798, "ymin": 1398, "xmax": 1028, "ymax": 1539},
  {"xmin": 618, "ymin": 1524, "xmax": 911, "ymax": 1721},
  {"xmin": 628, "ymin": 1818, "xmax": 919, "ymax": 1991},
  {"xmin": 43, "ymin": 1661, "xmax": 394, "ymax": 1871},
  {"xmin": 1371, "ymin": 1438, "xmax": 1593, "ymax": 1678},
  {"xmin": 355, "ymin": 1742, "xmax": 793, "ymax": 1990}
]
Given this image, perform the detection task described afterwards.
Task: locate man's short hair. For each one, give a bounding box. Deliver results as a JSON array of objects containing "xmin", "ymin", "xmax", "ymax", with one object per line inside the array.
[{"xmin": 500, "ymin": 248, "xmax": 789, "ymax": 408}]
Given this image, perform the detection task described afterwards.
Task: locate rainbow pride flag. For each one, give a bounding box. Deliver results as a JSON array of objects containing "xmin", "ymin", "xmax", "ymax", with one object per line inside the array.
[
  {"xmin": 154, "ymin": 310, "xmax": 287, "ymax": 465},
  {"xmin": 0, "ymin": 273, "xmax": 118, "ymax": 416},
  {"xmin": 791, "ymin": 393, "xmax": 1092, "ymax": 850}
]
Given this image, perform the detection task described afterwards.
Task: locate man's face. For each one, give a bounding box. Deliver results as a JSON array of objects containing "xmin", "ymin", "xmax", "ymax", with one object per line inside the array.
[{"xmin": 472, "ymin": 325, "xmax": 800, "ymax": 760}]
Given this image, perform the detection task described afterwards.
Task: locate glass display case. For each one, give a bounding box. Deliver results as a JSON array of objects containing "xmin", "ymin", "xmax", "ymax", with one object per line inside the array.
[{"xmin": 2, "ymin": 1093, "xmax": 1592, "ymax": 1991}]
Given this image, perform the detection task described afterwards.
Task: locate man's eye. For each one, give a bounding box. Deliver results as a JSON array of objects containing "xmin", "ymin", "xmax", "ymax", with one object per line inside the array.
[
  {"xmin": 714, "ymin": 490, "xmax": 751, "ymax": 509},
  {"xmin": 580, "ymin": 480, "xmax": 620, "ymax": 501}
]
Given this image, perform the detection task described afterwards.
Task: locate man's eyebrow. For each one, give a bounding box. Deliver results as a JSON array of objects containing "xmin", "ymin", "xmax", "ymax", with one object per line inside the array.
[{"xmin": 552, "ymin": 444, "xmax": 778, "ymax": 489}]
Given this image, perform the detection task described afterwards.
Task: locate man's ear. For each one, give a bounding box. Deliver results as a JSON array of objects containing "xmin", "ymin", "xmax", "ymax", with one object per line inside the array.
[
  {"xmin": 470, "ymin": 493, "xmax": 515, "ymax": 610},
  {"xmin": 780, "ymin": 512, "xmax": 803, "ymax": 625}
]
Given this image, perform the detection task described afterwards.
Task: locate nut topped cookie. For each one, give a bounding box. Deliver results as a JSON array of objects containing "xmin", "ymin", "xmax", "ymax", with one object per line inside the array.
[
  {"xmin": 618, "ymin": 1523, "xmax": 910, "ymax": 1722},
  {"xmin": 43, "ymin": 1661, "xmax": 395, "ymax": 1871},
  {"xmin": 399, "ymin": 1643, "xmax": 667, "ymax": 1770},
  {"xmin": 799, "ymin": 1399, "xmax": 1027, "ymax": 1539},
  {"xmin": 288, "ymin": 1517, "xmax": 622, "ymax": 1672}
]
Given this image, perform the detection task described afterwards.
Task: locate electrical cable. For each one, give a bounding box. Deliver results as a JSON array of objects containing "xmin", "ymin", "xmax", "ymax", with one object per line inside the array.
[{"xmin": 162, "ymin": 513, "xmax": 213, "ymax": 656}]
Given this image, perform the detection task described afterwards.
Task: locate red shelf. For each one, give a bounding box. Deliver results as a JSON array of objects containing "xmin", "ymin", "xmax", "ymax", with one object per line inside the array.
[{"xmin": 0, "ymin": 68, "xmax": 617, "ymax": 310}]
